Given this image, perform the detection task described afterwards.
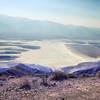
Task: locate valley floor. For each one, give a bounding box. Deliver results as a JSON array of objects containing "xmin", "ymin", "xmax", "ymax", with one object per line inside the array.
[
  {"xmin": 15, "ymin": 40, "xmax": 100, "ymax": 69},
  {"xmin": 0, "ymin": 76, "xmax": 100, "ymax": 100}
]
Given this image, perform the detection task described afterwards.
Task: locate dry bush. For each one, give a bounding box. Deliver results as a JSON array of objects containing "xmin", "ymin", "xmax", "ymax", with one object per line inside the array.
[
  {"xmin": 51, "ymin": 70, "xmax": 77, "ymax": 81},
  {"xmin": 9, "ymin": 76, "xmax": 30, "ymax": 87},
  {"xmin": 51, "ymin": 70, "xmax": 67, "ymax": 81},
  {"xmin": 96, "ymin": 71, "xmax": 100, "ymax": 77},
  {"xmin": 66, "ymin": 73, "xmax": 77, "ymax": 78}
]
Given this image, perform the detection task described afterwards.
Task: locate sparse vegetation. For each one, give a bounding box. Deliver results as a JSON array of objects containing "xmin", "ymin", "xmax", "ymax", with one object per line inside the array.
[
  {"xmin": 51, "ymin": 70, "xmax": 68, "ymax": 81},
  {"xmin": 41, "ymin": 75, "xmax": 49, "ymax": 86},
  {"xmin": 96, "ymin": 71, "xmax": 100, "ymax": 77},
  {"xmin": 51, "ymin": 70, "xmax": 77, "ymax": 81},
  {"xmin": 9, "ymin": 76, "xmax": 30, "ymax": 87},
  {"xmin": 0, "ymin": 76, "xmax": 100, "ymax": 100}
]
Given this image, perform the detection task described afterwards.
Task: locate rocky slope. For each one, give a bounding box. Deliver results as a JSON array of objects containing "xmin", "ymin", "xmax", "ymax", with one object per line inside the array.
[
  {"xmin": 0, "ymin": 75, "xmax": 100, "ymax": 100},
  {"xmin": 0, "ymin": 61, "xmax": 100, "ymax": 100}
]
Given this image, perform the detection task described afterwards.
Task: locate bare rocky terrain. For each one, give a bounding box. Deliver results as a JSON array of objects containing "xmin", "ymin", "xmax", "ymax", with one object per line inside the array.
[{"xmin": 0, "ymin": 76, "xmax": 100, "ymax": 100}]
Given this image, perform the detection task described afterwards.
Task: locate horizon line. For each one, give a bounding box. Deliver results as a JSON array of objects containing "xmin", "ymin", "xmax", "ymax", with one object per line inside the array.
[{"xmin": 0, "ymin": 14, "xmax": 100, "ymax": 29}]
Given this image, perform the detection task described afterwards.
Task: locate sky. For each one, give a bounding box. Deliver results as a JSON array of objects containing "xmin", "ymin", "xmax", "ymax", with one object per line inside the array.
[{"xmin": 0, "ymin": 0, "xmax": 100, "ymax": 28}]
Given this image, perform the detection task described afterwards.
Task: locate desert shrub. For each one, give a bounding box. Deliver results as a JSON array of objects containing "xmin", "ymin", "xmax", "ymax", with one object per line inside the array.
[
  {"xmin": 40, "ymin": 75, "xmax": 49, "ymax": 86},
  {"xmin": 9, "ymin": 76, "xmax": 30, "ymax": 87},
  {"xmin": 19, "ymin": 83, "xmax": 31, "ymax": 90},
  {"xmin": 51, "ymin": 70, "xmax": 67, "ymax": 81},
  {"xmin": 96, "ymin": 71, "xmax": 100, "ymax": 77},
  {"xmin": 51, "ymin": 70, "xmax": 77, "ymax": 81},
  {"xmin": 66, "ymin": 73, "xmax": 77, "ymax": 78}
]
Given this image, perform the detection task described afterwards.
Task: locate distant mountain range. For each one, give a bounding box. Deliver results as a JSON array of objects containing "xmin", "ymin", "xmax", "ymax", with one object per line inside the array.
[{"xmin": 0, "ymin": 15, "xmax": 100, "ymax": 40}]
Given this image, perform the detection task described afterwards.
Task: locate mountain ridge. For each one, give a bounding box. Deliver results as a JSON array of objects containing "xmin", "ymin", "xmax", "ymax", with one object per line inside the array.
[
  {"xmin": 0, "ymin": 61, "xmax": 100, "ymax": 78},
  {"xmin": 0, "ymin": 15, "xmax": 100, "ymax": 40}
]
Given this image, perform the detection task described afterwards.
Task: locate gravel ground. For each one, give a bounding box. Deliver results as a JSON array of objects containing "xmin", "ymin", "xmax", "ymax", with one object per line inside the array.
[{"xmin": 0, "ymin": 76, "xmax": 100, "ymax": 100}]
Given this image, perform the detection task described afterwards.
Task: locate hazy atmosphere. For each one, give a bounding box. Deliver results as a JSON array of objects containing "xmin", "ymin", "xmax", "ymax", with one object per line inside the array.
[
  {"xmin": 0, "ymin": 1, "xmax": 100, "ymax": 100},
  {"xmin": 0, "ymin": 0, "xmax": 100, "ymax": 67},
  {"xmin": 0, "ymin": 0, "xmax": 100, "ymax": 28}
]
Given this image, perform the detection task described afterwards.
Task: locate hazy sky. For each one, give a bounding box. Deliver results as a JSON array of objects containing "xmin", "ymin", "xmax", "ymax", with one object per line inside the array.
[{"xmin": 0, "ymin": 0, "xmax": 100, "ymax": 28}]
